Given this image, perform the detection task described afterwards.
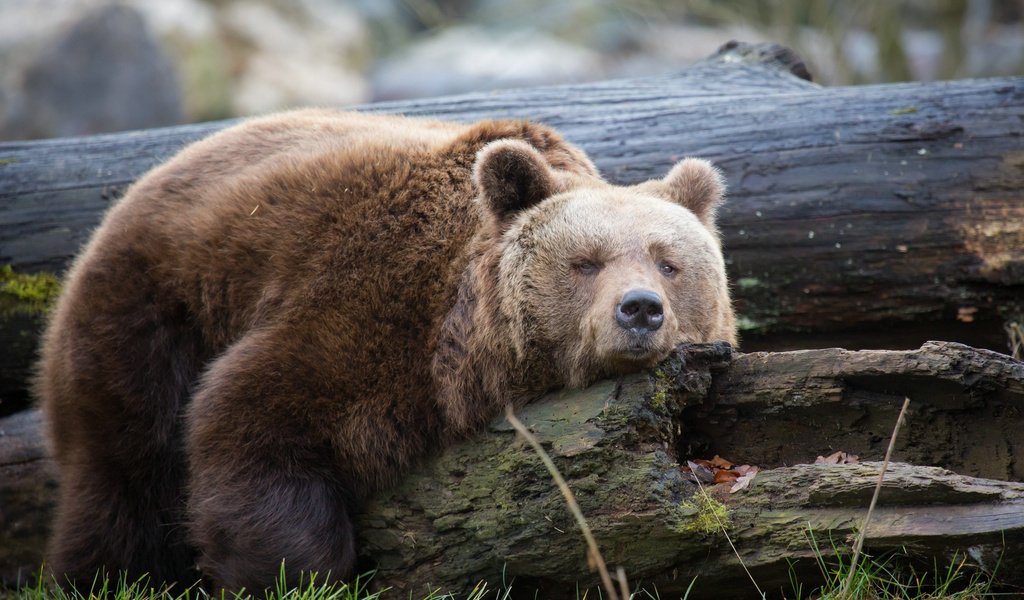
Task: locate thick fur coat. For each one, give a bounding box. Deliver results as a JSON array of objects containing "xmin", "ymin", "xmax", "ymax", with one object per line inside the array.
[{"xmin": 37, "ymin": 110, "xmax": 736, "ymax": 591}]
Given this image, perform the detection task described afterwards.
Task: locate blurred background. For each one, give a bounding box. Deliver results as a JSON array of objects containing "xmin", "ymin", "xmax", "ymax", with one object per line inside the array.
[{"xmin": 0, "ymin": 0, "xmax": 1022, "ymax": 141}]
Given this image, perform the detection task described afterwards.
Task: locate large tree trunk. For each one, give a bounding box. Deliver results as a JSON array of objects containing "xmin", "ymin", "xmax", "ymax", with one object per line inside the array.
[
  {"xmin": 4, "ymin": 342, "xmax": 1023, "ymax": 597},
  {"xmin": 1, "ymin": 42, "xmax": 1023, "ymax": 410}
]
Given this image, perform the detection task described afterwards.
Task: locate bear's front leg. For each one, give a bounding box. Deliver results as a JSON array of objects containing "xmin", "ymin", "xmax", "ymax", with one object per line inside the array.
[{"xmin": 185, "ymin": 330, "xmax": 358, "ymax": 592}]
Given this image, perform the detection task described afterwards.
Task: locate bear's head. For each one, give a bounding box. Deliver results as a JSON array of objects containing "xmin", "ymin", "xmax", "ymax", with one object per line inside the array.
[{"xmin": 473, "ymin": 139, "xmax": 736, "ymax": 389}]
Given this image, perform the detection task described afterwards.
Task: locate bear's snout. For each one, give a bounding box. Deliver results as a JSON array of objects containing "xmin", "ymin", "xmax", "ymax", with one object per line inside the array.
[{"xmin": 615, "ymin": 289, "xmax": 664, "ymax": 333}]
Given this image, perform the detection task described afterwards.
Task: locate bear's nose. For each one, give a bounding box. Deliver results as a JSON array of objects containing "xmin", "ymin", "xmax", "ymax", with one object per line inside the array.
[{"xmin": 616, "ymin": 289, "xmax": 664, "ymax": 333}]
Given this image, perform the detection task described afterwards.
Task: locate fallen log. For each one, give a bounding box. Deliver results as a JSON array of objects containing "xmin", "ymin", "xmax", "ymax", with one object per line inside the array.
[
  {"xmin": 4, "ymin": 342, "xmax": 1023, "ymax": 597},
  {"xmin": 1, "ymin": 42, "xmax": 1023, "ymax": 411}
]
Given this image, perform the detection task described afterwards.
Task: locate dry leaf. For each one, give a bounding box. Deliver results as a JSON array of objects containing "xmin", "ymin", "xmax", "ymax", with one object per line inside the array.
[
  {"xmin": 686, "ymin": 455, "xmax": 763, "ymax": 490},
  {"xmin": 713, "ymin": 469, "xmax": 739, "ymax": 484},
  {"xmin": 709, "ymin": 455, "xmax": 734, "ymax": 469},
  {"xmin": 730, "ymin": 466, "xmax": 759, "ymax": 493}
]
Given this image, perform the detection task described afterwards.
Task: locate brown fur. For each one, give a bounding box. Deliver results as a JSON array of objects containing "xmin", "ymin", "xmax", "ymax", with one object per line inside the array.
[{"xmin": 36, "ymin": 110, "xmax": 735, "ymax": 592}]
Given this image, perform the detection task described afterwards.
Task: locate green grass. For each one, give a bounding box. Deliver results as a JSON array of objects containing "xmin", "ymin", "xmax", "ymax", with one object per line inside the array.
[
  {"xmin": 4, "ymin": 555, "xmax": 997, "ymax": 600},
  {"xmin": 4, "ymin": 566, "xmax": 514, "ymax": 600},
  {"xmin": 788, "ymin": 554, "xmax": 993, "ymax": 600},
  {"xmin": 784, "ymin": 530, "xmax": 996, "ymax": 600}
]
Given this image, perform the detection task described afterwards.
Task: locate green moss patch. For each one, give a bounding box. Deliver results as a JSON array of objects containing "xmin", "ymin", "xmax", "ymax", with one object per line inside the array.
[
  {"xmin": 650, "ymin": 369, "xmax": 670, "ymax": 409},
  {"xmin": 1, "ymin": 264, "xmax": 62, "ymax": 317},
  {"xmin": 677, "ymin": 491, "xmax": 730, "ymax": 535}
]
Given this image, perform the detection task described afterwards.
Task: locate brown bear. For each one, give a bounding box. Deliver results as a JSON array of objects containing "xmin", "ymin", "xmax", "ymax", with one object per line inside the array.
[{"xmin": 36, "ymin": 109, "xmax": 736, "ymax": 592}]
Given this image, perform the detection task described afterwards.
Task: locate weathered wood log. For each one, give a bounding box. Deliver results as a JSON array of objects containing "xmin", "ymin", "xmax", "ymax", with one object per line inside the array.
[
  {"xmin": 4, "ymin": 342, "xmax": 1023, "ymax": 596},
  {"xmin": 1, "ymin": 42, "xmax": 1022, "ymax": 412}
]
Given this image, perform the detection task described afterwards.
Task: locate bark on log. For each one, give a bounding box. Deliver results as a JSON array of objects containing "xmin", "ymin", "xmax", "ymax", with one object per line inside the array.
[{"xmin": 3, "ymin": 342, "xmax": 1023, "ymax": 597}]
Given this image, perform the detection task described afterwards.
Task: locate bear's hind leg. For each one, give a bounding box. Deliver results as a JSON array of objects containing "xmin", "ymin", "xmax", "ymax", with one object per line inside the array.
[
  {"xmin": 186, "ymin": 329, "xmax": 358, "ymax": 592},
  {"xmin": 188, "ymin": 468, "xmax": 357, "ymax": 592},
  {"xmin": 39, "ymin": 263, "xmax": 204, "ymax": 589}
]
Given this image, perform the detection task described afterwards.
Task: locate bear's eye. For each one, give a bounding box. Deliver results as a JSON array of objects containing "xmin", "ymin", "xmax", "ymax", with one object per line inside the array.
[
  {"xmin": 658, "ymin": 261, "xmax": 677, "ymax": 277},
  {"xmin": 573, "ymin": 260, "xmax": 601, "ymax": 275}
]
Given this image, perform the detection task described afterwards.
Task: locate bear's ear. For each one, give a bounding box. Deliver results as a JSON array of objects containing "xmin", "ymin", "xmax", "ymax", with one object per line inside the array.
[
  {"xmin": 660, "ymin": 158, "xmax": 726, "ymax": 227},
  {"xmin": 473, "ymin": 139, "xmax": 556, "ymax": 221}
]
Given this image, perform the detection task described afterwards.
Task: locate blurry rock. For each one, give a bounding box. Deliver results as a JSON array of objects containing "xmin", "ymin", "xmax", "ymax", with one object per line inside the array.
[
  {"xmin": 222, "ymin": 0, "xmax": 369, "ymax": 115},
  {"xmin": 0, "ymin": 0, "xmax": 92, "ymax": 53},
  {"xmin": 2, "ymin": 3, "xmax": 183, "ymax": 140},
  {"xmin": 371, "ymin": 26, "xmax": 603, "ymax": 100},
  {"xmin": 129, "ymin": 0, "xmax": 231, "ymax": 121},
  {"xmin": 0, "ymin": 0, "xmax": 370, "ymax": 136}
]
